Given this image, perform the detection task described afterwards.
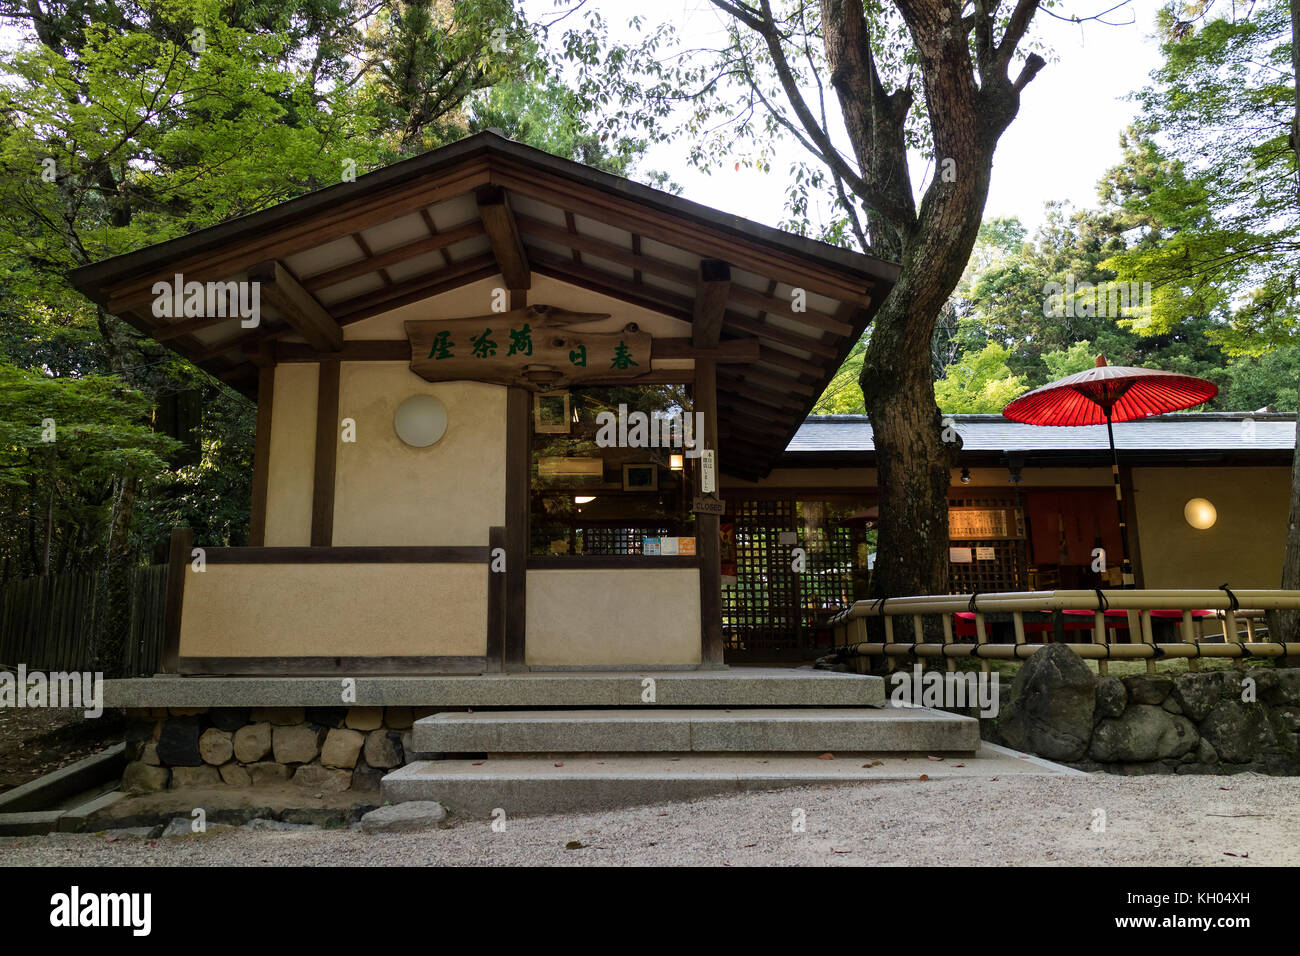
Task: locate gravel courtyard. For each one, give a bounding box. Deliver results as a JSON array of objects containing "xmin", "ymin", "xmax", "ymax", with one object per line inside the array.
[{"xmin": 3, "ymin": 772, "xmax": 1296, "ymax": 866}]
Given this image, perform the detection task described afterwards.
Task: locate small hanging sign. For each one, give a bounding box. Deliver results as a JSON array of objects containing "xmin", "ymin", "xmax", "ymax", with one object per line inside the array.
[{"xmin": 700, "ymin": 449, "xmax": 716, "ymax": 494}]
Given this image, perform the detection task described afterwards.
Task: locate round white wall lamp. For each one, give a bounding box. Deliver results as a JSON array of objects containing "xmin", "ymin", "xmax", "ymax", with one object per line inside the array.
[
  {"xmin": 394, "ymin": 394, "xmax": 448, "ymax": 447},
  {"xmin": 1184, "ymin": 497, "xmax": 1217, "ymax": 530}
]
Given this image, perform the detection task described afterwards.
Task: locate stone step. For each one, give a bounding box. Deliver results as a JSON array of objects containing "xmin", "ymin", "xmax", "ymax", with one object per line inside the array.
[
  {"xmin": 413, "ymin": 706, "xmax": 979, "ymax": 754},
  {"xmin": 381, "ymin": 744, "xmax": 1081, "ymax": 816},
  {"xmin": 104, "ymin": 668, "xmax": 885, "ymax": 709}
]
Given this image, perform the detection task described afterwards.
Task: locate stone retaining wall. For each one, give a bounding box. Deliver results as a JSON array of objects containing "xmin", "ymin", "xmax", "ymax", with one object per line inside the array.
[
  {"xmin": 120, "ymin": 707, "xmax": 434, "ymax": 793},
  {"xmin": 968, "ymin": 647, "xmax": 1300, "ymax": 774}
]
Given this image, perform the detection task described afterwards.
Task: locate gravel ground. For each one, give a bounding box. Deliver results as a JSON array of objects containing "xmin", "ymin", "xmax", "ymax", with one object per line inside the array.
[{"xmin": 3, "ymin": 772, "xmax": 1297, "ymax": 866}]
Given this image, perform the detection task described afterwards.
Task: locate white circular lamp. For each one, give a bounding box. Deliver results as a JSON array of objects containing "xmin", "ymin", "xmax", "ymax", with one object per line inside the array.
[
  {"xmin": 1184, "ymin": 497, "xmax": 1217, "ymax": 530},
  {"xmin": 393, "ymin": 394, "xmax": 447, "ymax": 447}
]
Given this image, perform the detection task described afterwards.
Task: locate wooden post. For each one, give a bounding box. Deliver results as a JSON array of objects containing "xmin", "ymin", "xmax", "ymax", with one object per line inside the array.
[
  {"xmin": 486, "ymin": 525, "xmax": 506, "ymax": 673},
  {"xmin": 695, "ymin": 358, "xmax": 724, "ymax": 666},
  {"xmin": 161, "ymin": 527, "xmax": 193, "ymax": 674},
  {"xmin": 248, "ymin": 356, "xmax": 275, "ymax": 546},
  {"xmin": 504, "ymin": 387, "xmax": 529, "ymax": 670},
  {"xmin": 311, "ymin": 359, "xmax": 340, "ymax": 547}
]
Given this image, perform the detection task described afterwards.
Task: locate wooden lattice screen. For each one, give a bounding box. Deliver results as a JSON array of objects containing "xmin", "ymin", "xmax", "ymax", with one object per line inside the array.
[
  {"xmin": 722, "ymin": 499, "xmax": 866, "ymax": 660},
  {"xmin": 947, "ymin": 495, "xmax": 1027, "ymax": 593}
]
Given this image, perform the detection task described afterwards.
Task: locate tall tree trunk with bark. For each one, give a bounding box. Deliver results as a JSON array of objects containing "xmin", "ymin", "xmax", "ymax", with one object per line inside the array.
[
  {"xmin": 718, "ymin": 0, "xmax": 1044, "ymax": 595},
  {"xmin": 1269, "ymin": 0, "xmax": 1300, "ymax": 659}
]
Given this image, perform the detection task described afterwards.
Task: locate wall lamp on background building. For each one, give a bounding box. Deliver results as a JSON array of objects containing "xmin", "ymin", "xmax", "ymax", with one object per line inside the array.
[
  {"xmin": 393, "ymin": 394, "xmax": 448, "ymax": 447},
  {"xmin": 669, "ymin": 454, "xmax": 684, "ymax": 471},
  {"xmin": 1184, "ymin": 497, "xmax": 1217, "ymax": 530},
  {"xmin": 960, "ymin": 467, "xmax": 971, "ymax": 484},
  {"xmin": 1006, "ymin": 454, "xmax": 1026, "ymax": 485},
  {"xmin": 574, "ymin": 496, "xmax": 596, "ymax": 505}
]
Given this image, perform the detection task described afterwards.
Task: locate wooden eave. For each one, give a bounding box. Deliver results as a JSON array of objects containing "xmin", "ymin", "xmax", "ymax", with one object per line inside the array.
[{"xmin": 69, "ymin": 131, "xmax": 897, "ymax": 477}]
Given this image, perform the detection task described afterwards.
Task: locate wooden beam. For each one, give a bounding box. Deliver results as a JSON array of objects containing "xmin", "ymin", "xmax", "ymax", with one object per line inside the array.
[
  {"xmin": 722, "ymin": 414, "xmax": 790, "ymax": 440},
  {"xmin": 493, "ymin": 160, "xmax": 879, "ymax": 305},
  {"xmin": 301, "ymin": 220, "xmax": 485, "ymax": 292},
  {"xmin": 722, "ymin": 311, "xmax": 838, "ymax": 358},
  {"xmin": 178, "ymin": 656, "xmax": 487, "ymax": 676},
  {"xmin": 476, "ymin": 185, "xmax": 530, "ymax": 290},
  {"xmin": 273, "ymin": 340, "xmax": 410, "ymax": 363},
  {"xmin": 102, "ymin": 162, "xmax": 491, "ymax": 312},
  {"xmin": 652, "ymin": 337, "xmax": 758, "ymax": 363},
  {"xmin": 530, "ymin": 251, "xmax": 693, "ymax": 321},
  {"xmin": 152, "ymin": 311, "xmax": 241, "ymax": 343},
  {"xmin": 311, "ymin": 360, "xmax": 340, "ymax": 547},
  {"xmin": 729, "ymin": 366, "xmax": 816, "ymax": 398},
  {"xmin": 248, "ymin": 364, "xmax": 275, "ymax": 547},
  {"xmin": 516, "ymin": 213, "xmax": 854, "ymax": 336},
  {"xmin": 757, "ymin": 345, "xmax": 827, "ymax": 379},
  {"xmin": 716, "ymin": 369, "xmax": 806, "ymax": 411},
  {"xmin": 487, "ymin": 525, "xmax": 506, "ymax": 673},
  {"xmin": 695, "ymin": 359, "xmax": 724, "ymax": 666},
  {"xmin": 330, "ymin": 252, "xmax": 499, "ymax": 323},
  {"xmin": 693, "ymin": 260, "xmax": 731, "ymax": 349},
  {"xmin": 249, "ymin": 260, "xmax": 343, "ymax": 352},
  {"xmin": 504, "ymin": 388, "xmax": 529, "ymax": 670}
]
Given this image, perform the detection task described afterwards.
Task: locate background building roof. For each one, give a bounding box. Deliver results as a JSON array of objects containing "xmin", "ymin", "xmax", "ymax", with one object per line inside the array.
[{"xmin": 785, "ymin": 412, "xmax": 1296, "ymax": 465}]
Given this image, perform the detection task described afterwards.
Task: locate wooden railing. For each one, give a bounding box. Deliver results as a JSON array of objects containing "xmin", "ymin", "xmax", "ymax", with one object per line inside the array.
[{"xmin": 828, "ymin": 589, "xmax": 1300, "ymax": 675}]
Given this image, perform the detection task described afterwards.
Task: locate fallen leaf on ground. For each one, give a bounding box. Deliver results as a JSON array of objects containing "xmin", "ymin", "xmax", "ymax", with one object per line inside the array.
[
  {"xmin": 928, "ymin": 755, "xmax": 944, "ymax": 761},
  {"xmin": 919, "ymin": 774, "xmax": 929, "ymax": 781},
  {"xmin": 565, "ymin": 841, "xmax": 585, "ymax": 850},
  {"xmin": 817, "ymin": 752, "xmax": 834, "ymax": 760}
]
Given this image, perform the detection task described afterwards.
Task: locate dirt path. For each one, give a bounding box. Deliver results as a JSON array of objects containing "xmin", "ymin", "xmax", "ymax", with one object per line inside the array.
[{"xmin": 0, "ymin": 708, "xmax": 122, "ymax": 794}]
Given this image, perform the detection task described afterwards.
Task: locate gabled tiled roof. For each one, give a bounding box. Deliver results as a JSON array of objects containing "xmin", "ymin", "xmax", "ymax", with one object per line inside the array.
[{"xmin": 786, "ymin": 412, "xmax": 1296, "ymax": 458}]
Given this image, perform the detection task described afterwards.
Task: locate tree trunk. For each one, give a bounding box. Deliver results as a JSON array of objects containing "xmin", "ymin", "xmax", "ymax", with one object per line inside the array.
[
  {"xmin": 1269, "ymin": 0, "xmax": 1300, "ymax": 663},
  {"xmin": 861, "ymin": 312, "xmax": 957, "ymax": 601},
  {"xmin": 858, "ymin": 147, "xmax": 992, "ymax": 600},
  {"xmin": 96, "ymin": 472, "xmax": 137, "ymax": 677}
]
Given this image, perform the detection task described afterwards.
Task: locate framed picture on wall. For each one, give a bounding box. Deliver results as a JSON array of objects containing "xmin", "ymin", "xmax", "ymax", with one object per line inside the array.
[
  {"xmin": 534, "ymin": 391, "xmax": 571, "ymax": 434},
  {"xmin": 622, "ymin": 463, "xmax": 658, "ymax": 492}
]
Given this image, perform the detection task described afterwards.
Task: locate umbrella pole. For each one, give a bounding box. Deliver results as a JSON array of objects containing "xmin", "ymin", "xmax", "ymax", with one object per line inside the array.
[{"xmin": 1106, "ymin": 409, "xmax": 1136, "ymax": 589}]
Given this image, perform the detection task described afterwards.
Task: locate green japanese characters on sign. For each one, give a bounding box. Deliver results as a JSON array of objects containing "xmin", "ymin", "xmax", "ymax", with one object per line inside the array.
[{"xmin": 406, "ymin": 305, "xmax": 651, "ymax": 390}]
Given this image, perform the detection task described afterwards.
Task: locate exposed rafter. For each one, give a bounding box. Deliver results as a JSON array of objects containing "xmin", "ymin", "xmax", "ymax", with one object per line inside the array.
[
  {"xmin": 247, "ymin": 260, "xmax": 343, "ymax": 352},
  {"xmin": 692, "ymin": 260, "xmax": 731, "ymax": 348},
  {"xmin": 301, "ymin": 220, "xmax": 484, "ymax": 292},
  {"xmin": 475, "ymin": 185, "xmax": 530, "ymax": 290}
]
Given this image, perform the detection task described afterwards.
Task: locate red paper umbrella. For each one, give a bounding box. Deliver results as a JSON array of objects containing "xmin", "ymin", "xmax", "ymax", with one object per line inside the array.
[
  {"xmin": 1002, "ymin": 358, "xmax": 1218, "ymax": 427},
  {"xmin": 1002, "ymin": 356, "xmax": 1218, "ymax": 588}
]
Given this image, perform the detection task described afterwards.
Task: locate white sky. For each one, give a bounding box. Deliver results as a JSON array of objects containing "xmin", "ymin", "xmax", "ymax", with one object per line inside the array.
[{"xmin": 533, "ymin": 0, "xmax": 1167, "ymax": 237}]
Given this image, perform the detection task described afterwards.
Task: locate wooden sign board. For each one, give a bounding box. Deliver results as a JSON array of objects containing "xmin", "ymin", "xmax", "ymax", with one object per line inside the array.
[
  {"xmin": 406, "ymin": 305, "xmax": 651, "ymax": 390},
  {"xmin": 949, "ymin": 507, "xmax": 1015, "ymax": 540},
  {"xmin": 693, "ymin": 496, "xmax": 726, "ymax": 516}
]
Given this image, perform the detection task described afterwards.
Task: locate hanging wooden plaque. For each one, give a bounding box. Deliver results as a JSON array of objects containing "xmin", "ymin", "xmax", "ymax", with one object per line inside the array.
[{"xmin": 406, "ymin": 304, "xmax": 652, "ymax": 390}]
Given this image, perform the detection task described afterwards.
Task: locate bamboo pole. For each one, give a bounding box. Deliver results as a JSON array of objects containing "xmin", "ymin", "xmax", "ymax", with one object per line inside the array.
[{"xmin": 836, "ymin": 641, "xmax": 1300, "ymax": 660}]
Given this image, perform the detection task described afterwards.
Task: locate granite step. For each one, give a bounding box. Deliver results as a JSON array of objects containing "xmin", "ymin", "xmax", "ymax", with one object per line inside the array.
[
  {"xmin": 381, "ymin": 744, "xmax": 1082, "ymax": 816},
  {"xmin": 413, "ymin": 706, "xmax": 979, "ymax": 754},
  {"xmin": 103, "ymin": 668, "xmax": 885, "ymax": 709}
]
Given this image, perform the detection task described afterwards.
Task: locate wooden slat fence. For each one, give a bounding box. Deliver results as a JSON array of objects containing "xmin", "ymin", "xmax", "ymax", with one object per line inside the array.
[{"xmin": 0, "ymin": 566, "xmax": 167, "ymax": 676}]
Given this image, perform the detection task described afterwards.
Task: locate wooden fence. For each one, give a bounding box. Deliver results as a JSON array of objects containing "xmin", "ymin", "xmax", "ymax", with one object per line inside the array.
[{"xmin": 0, "ymin": 566, "xmax": 168, "ymax": 676}]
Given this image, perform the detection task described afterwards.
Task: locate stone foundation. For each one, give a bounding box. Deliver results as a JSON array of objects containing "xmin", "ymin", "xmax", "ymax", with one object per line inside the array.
[
  {"xmin": 961, "ymin": 647, "xmax": 1300, "ymax": 774},
  {"xmin": 120, "ymin": 707, "xmax": 435, "ymax": 793}
]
